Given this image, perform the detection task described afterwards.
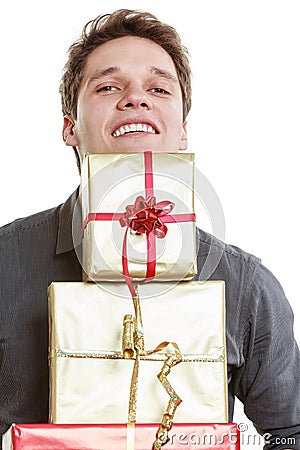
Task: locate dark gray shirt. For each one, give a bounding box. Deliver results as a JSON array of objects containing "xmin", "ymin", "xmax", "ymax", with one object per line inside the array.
[{"xmin": 0, "ymin": 190, "xmax": 299, "ymax": 449}]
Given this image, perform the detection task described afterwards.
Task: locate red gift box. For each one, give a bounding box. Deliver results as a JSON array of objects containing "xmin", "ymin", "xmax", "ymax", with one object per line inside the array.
[{"xmin": 2, "ymin": 423, "xmax": 240, "ymax": 449}]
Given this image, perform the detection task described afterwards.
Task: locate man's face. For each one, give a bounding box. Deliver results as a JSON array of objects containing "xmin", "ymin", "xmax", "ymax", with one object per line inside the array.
[{"xmin": 63, "ymin": 36, "xmax": 187, "ymax": 161}]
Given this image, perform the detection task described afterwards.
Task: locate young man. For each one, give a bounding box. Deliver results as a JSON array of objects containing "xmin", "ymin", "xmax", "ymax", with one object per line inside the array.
[{"xmin": 0, "ymin": 9, "xmax": 299, "ymax": 449}]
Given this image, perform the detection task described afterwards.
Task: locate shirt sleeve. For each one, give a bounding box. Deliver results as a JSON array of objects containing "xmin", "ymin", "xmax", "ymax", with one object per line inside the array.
[{"xmin": 236, "ymin": 261, "xmax": 300, "ymax": 449}]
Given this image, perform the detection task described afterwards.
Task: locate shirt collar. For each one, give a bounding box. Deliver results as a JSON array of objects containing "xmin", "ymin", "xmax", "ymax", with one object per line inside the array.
[{"xmin": 56, "ymin": 188, "xmax": 82, "ymax": 254}]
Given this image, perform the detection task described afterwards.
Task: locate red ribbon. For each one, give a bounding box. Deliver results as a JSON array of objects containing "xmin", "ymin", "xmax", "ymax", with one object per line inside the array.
[
  {"xmin": 119, "ymin": 193, "xmax": 175, "ymax": 297},
  {"xmin": 119, "ymin": 195, "xmax": 174, "ymax": 238}
]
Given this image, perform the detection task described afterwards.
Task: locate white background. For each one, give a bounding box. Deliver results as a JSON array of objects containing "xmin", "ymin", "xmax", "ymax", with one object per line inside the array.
[{"xmin": 1, "ymin": 1, "xmax": 299, "ymax": 448}]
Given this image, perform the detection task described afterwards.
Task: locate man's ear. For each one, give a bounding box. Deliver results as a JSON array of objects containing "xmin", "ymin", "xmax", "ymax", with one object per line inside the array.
[
  {"xmin": 179, "ymin": 121, "xmax": 188, "ymax": 151},
  {"xmin": 62, "ymin": 115, "xmax": 79, "ymax": 147}
]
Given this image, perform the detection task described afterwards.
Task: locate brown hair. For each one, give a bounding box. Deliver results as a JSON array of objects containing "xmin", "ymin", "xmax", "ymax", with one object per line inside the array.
[{"xmin": 60, "ymin": 9, "xmax": 192, "ymax": 121}]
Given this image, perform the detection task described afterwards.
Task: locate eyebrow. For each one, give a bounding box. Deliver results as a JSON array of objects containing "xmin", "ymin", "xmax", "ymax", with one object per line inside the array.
[
  {"xmin": 148, "ymin": 66, "xmax": 179, "ymax": 84},
  {"xmin": 86, "ymin": 65, "xmax": 178, "ymax": 86},
  {"xmin": 87, "ymin": 67, "xmax": 121, "ymax": 86}
]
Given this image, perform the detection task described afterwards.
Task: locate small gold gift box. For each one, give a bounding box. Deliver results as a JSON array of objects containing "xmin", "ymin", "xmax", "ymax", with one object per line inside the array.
[{"xmin": 81, "ymin": 152, "xmax": 197, "ymax": 282}]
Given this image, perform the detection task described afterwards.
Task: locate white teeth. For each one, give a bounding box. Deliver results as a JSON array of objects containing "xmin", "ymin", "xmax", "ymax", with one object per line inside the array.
[{"xmin": 112, "ymin": 123, "xmax": 156, "ymax": 137}]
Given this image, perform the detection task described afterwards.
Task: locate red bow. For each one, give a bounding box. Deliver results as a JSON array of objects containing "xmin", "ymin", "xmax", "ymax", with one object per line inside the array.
[{"xmin": 119, "ymin": 195, "xmax": 174, "ymax": 238}]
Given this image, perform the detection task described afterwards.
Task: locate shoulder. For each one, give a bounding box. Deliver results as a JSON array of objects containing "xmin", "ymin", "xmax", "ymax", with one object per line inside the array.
[
  {"xmin": 197, "ymin": 228, "xmax": 294, "ymax": 326},
  {"xmin": 196, "ymin": 227, "xmax": 257, "ymax": 263},
  {"xmin": 0, "ymin": 189, "xmax": 79, "ymax": 257},
  {"xmin": 196, "ymin": 227, "xmax": 261, "ymax": 282},
  {"xmin": 0, "ymin": 205, "xmax": 61, "ymax": 240},
  {"xmin": 196, "ymin": 227, "xmax": 288, "ymax": 310}
]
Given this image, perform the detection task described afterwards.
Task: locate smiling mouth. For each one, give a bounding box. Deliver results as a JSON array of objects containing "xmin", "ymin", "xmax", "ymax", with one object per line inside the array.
[{"xmin": 112, "ymin": 123, "xmax": 157, "ymax": 137}]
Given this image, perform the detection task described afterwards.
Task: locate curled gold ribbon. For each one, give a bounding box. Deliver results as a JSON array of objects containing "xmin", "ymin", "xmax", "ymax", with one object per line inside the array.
[
  {"xmin": 122, "ymin": 290, "xmax": 182, "ymax": 448},
  {"xmin": 122, "ymin": 314, "xmax": 135, "ymax": 359},
  {"xmin": 152, "ymin": 347, "xmax": 182, "ymax": 449}
]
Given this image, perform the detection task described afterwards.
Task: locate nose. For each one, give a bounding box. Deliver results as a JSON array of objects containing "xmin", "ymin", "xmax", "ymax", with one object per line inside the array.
[{"xmin": 117, "ymin": 84, "xmax": 153, "ymax": 111}]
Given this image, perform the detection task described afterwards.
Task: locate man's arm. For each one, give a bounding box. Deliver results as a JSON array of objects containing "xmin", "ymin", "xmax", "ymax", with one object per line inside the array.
[{"xmin": 236, "ymin": 262, "xmax": 300, "ymax": 450}]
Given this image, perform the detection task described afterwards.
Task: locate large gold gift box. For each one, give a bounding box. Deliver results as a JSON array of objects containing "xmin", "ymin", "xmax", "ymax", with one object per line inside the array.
[
  {"xmin": 81, "ymin": 152, "xmax": 197, "ymax": 282},
  {"xmin": 48, "ymin": 281, "xmax": 228, "ymax": 424}
]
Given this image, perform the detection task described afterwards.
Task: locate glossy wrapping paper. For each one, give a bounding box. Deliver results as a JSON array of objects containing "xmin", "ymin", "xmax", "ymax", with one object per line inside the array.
[
  {"xmin": 81, "ymin": 152, "xmax": 197, "ymax": 282},
  {"xmin": 48, "ymin": 281, "xmax": 228, "ymax": 424},
  {"xmin": 2, "ymin": 423, "xmax": 240, "ymax": 449}
]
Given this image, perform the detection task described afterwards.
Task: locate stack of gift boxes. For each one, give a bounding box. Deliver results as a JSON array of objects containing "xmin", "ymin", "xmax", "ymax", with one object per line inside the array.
[{"xmin": 3, "ymin": 152, "xmax": 240, "ymax": 449}]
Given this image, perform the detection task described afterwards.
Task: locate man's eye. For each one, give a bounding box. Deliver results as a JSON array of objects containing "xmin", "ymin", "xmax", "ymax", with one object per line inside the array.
[
  {"xmin": 150, "ymin": 87, "xmax": 170, "ymax": 95},
  {"xmin": 96, "ymin": 86, "xmax": 118, "ymax": 92}
]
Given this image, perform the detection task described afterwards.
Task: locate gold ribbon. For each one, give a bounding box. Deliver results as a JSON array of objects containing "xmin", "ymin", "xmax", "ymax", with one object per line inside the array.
[
  {"xmin": 122, "ymin": 290, "xmax": 182, "ymax": 449},
  {"xmin": 123, "ymin": 315, "xmax": 135, "ymax": 359},
  {"xmin": 152, "ymin": 348, "xmax": 182, "ymax": 449},
  {"xmin": 50, "ymin": 347, "xmax": 224, "ymax": 363}
]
